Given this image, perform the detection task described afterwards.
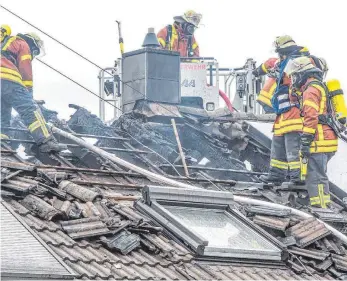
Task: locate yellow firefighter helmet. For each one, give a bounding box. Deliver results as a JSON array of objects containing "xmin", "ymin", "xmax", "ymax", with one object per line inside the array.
[
  {"xmin": 174, "ymin": 10, "xmax": 202, "ymax": 27},
  {"xmin": 1, "ymin": 24, "xmax": 12, "ymax": 42}
]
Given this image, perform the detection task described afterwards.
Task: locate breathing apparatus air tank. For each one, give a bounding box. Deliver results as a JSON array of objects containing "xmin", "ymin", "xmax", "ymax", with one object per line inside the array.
[{"xmin": 326, "ymin": 79, "xmax": 347, "ymax": 125}]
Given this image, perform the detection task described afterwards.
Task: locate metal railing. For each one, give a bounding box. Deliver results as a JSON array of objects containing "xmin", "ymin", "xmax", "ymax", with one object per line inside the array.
[
  {"xmin": 98, "ymin": 59, "xmax": 122, "ymax": 122},
  {"xmin": 208, "ymin": 58, "xmax": 265, "ymax": 114}
]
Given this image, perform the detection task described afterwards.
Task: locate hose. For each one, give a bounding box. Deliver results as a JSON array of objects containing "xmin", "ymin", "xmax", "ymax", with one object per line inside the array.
[
  {"xmin": 206, "ymin": 83, "xmax": 233, "ymax": 113},
  {"xmin": 219, "ymin": 89, "xmax": 234, "ymax": 113}
]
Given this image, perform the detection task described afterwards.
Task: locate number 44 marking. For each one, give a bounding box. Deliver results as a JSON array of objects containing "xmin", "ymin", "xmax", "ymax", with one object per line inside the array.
[{"xmin": 181, "ymin": 79, "xmax": 196, "ymax": 87}]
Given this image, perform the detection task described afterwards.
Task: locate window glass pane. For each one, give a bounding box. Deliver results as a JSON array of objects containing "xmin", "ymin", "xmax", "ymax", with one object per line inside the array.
[{"xmin": 164, "ymin": 205, "xmax": 277, "ymax": 251}]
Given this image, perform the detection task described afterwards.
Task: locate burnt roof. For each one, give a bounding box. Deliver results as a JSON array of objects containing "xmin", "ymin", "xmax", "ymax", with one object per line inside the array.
[{"xmin": 1, "ymin": 102, "xmax": 347, "ymax": 280}]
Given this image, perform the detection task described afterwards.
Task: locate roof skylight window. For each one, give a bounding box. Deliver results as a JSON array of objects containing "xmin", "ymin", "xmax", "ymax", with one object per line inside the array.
[{"xmin": 135, "ymin": 186, "xmax": 284, "ymax": 261}]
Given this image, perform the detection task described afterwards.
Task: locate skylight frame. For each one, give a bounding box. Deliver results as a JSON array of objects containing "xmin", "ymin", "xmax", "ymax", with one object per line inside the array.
[{"xmin": 136, "ymin": 186, "xmax": 286, "ymax": 261}]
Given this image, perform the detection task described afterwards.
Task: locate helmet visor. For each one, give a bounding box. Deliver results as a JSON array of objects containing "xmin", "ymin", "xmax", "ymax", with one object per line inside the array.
[
  {"xmin": 33, "ymin": 39, "xmax": 45, "ymax": 58},
  {"xmin": 35, "ymin": 45, "xmax": 46, "ymax": 58},
  {"xmin": 283, "ymin": 59, "xmax": 308, "ymax": 76},
  {"xmin": 284, "ymin": 59, "xmax": 297, "ymax": 76}
]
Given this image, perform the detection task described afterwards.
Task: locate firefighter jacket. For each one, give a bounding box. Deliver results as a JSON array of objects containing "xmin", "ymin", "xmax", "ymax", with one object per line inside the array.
[
  {"xmin": 272, "ymin": 88, "xmax": 303, "ymax": 135},
  {"xmin": 258, "ymin": 77, "xmax": 277, "ymax": 111},
  {"xmin": 271, "ymin": 49, "xmax": 324, "ymax": 136},
  {"xmin": 273, "ymin": 108, "xmax": 302, "ymax": 136},
  {"xmin": 157, "ymin": 24, "xmax": 199, "ymax": 57},
  {"xmin": 1, "ymin": 36, "xmax": 33, "ymax": 89},
  {"xmin": 301, "ymin": 78, "xmax": 338, "ymax": 154},
  {"xmin": 258, "ymin": 57, "xmax": 303, "ymax": 136}
]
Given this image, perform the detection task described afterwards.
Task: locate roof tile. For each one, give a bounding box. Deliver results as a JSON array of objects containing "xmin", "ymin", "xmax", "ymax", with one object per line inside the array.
[{"xmin": 3, "ymin": 104, "xmax": 346, "ymax": 280}]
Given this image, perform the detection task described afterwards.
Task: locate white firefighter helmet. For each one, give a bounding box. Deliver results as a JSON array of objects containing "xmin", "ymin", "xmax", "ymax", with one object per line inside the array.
[
  {"xmin": 273, "ymin": 35, "xmax": 296, "ymax": 53},
  {"xmin": 24, "ymin": 32, "xmax": 46, "ymax": 58},
  {"xmin": 284, "ymin": 56, "xmax": 317, "ymax": 76}
]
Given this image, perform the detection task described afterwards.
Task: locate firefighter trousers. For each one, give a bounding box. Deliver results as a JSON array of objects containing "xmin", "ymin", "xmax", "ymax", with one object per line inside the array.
[
  {"xmin": 269, "ymin": 132, "xmax": 301, "ymax": 180},
  {"xmin": 306, "ymin": 152, "xmax": 334, "ymax": 208},
  {"xmin": 1, "ymin": 80, "xmax": 52, "ymax": 144}
]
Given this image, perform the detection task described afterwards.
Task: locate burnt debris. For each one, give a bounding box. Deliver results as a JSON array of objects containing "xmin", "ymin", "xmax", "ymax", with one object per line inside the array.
[{"xmin": 2, "ymin": 103, "xmax": 347, "ymax": 280}]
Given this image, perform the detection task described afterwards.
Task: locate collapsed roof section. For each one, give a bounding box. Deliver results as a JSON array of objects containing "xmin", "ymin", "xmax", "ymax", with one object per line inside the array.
[{"xmin": 1, "ymin": 101, "xmax": 347, "ymax": 280}]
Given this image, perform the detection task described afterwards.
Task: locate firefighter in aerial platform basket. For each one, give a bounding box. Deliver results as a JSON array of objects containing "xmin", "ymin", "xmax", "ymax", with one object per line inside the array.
[
  {"xmin": 0, "ymin": 26, "xmax": 67, "ymax": 153},
  {"xmin": 157, "ymin": 10, "xmax": 202, "ymax": 58},
  {"xmin": 284, "ymin": 56, "xmax": 347, "ymax": 208}
]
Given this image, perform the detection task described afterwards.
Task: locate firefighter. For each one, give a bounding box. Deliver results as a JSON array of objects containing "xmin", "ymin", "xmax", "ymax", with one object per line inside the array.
[
  {"xmin": 258, "ymin": 36, "xmax": 327, "ymax": 185},
  {"xmin": 1, "ymin": 31, "xmax": 67, "ymax": 152},
  {"xmin": 284, "ymin": 56, "xmax": 337, "ymax": 208},
  {"xmin": 257, "ymin": 36, "xmax": 306, "ymax": 185},
  {"xmin": 157, "ymin": 10, "xmax": 202, "ymax": 58}
]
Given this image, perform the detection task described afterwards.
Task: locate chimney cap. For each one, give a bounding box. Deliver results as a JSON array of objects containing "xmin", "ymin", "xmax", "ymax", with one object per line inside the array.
[{"xmin": 142, "ymin": 27, "xmax": 160, "ymax": 48}]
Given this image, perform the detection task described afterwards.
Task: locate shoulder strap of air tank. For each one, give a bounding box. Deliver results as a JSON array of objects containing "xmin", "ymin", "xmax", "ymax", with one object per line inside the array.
[
  {"xmin": 166, "ymin": 25, "xmax": 172, "ymax": 49},
  {"xmin": 304, "ymin": 80, "xmax": 334, "ymax": 122},
  {"xmin": 1, "ymin": 36, "xmax": 17, "ymax": 64},
  {"xmin": 304, "ymin": 80, "xmax": 327, "ymax": 93},
  {"xmin": 1, "ymin": 35, "xmax": 11, "ymax": 50},
  {"xmin": 187, "ymin": 36, "xmax": 193, "ymax": 57},
  {"xmin": 310, "ymin": 55, "xmax": 322, "ymax": 70}
]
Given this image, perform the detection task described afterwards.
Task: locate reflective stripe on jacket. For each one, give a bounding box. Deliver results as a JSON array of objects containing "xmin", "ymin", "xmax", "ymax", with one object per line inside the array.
[
  {"xmin": 273, "ymin": 107, "xmax": 303, "ymax": 136},
  {"xmin": 157, "ymin": 24, "xmax": 199, "ymax": 57},
  {"xmin": 1, "ymin": 36, "xmax": 33, "ymax": 89},
  {"xmin": 257, "ymin": 77, "xmax": 277, "ymax": 109},
  {"xmin": 301, "ymin": 78, "xmax": 338, "ymax": 153}
]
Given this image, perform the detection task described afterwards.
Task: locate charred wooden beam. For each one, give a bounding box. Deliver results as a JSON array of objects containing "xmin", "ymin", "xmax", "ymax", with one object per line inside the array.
[
  {"xmin": 2, "ymin": 127, "xmax": 130, "ymax": 141},
  {"xmin": 2, "ymin": 139, "xmax": 151, "ymax": 154}
]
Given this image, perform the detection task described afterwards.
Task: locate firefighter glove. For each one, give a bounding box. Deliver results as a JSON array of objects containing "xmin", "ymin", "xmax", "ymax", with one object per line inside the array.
[
  {"xmin": 252, "ymin": 69, "xmax": 260, "ymax": 77},
  {"xmin": 300, "ymin": 133, "xmax": 314, "ymax": 158}
]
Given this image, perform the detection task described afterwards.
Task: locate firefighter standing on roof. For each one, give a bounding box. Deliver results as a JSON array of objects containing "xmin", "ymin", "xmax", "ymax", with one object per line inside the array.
[
  {"xmin": 157, "ymin": 10, "xmax": 201, "ymax": 58},
  {"xmin": 257, "ymin": 36, "xmax": 307, "ymax": 185},
  {"xmin": 257, "ymin": 36, "xmax": 328, "ymax": 185},
  {"xmin": 284, "ymin": 57, "xmax": 337, "ymax": 208},
  {"xmin": 0, "ymin": 25, "xmax": 67, "ymax": 153}
]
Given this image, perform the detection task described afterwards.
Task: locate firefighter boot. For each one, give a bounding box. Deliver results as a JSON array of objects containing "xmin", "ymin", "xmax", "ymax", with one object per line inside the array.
[
  {"xmin": 259, "ymin": 174, "xmax": 285, "ymax": 185},
  {"xmin": 27, "ymin": 113, "xmax": 67, "ymax": 153},
  {"xmin": 288, "ymin": 178, "xmax": 306, "ymax": 186},
  {"xmin": 39, "ymin": 137, "xmax": 67, "ymax": 153}
]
